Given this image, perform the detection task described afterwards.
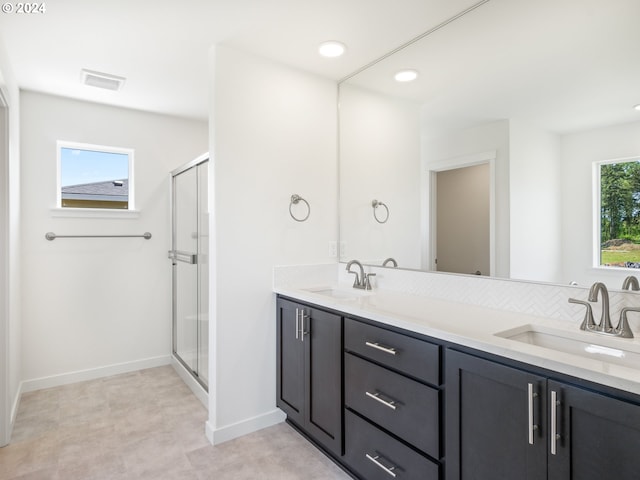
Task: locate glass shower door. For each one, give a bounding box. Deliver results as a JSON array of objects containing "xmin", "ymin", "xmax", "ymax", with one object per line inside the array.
[{"xmin": 170, "ymin": 158, "xmax": 208, "ymax": 389}]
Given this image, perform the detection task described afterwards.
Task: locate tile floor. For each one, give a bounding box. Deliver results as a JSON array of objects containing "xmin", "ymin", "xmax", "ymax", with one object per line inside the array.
[{"xmin": 0, "ymin": 366, "xmax": 352, "ymax": 479}]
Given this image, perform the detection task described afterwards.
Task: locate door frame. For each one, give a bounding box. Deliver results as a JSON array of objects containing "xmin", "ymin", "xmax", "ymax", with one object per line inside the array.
[
  {"xmin": 424, "ymin": 150, "xmax": 496, "ymax": 275},
  {"xmin": 0, "ymin": 86, "xmax": 10, "ymax": 446}
]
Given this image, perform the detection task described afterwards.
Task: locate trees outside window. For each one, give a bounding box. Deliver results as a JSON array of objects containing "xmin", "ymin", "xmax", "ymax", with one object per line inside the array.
[{"xmin": 598, "ymin": 158, "xmax": 640, "ymax": 268}]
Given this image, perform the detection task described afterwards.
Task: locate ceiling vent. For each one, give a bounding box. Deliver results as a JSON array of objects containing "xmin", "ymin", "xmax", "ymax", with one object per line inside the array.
[{"xmin": 81, "ymin": 69, "xmax": 126, "ymax": 91}]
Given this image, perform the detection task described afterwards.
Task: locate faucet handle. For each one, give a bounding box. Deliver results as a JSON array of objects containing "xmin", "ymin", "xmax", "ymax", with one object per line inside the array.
[
  {"xmin": 616, "ymin": 307, "xmax": 640, "ymax": 338},
  {"xmin": 569, "ymin": 298, "xmax": 595, "ymax": 331},
  {"xmin": 364, "ymin": 273, "xmax": 377, "ymax": 291}
]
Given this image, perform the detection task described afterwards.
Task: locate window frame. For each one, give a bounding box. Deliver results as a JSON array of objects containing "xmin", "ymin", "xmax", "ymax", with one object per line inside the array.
[
  {"xmin": 56, "ymin": 140, "xmax": 135, "ymax": 212},
  {"xmin": 593, "ymin": 155, "xmax": 640, "ymax": 270}
]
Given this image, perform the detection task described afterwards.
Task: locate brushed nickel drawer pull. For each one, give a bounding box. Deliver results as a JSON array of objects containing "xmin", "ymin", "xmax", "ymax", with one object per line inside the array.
[
  {"xmin": 365, "ymin": 341, "xmax": 397, "ymax": 355},
  {"xmin": 365, "ymin": 453, "xmax": 397, "ymax": 478},
  {"xmin": 365, "ymin": 391, "xmax": 397, "ymax": 410}
]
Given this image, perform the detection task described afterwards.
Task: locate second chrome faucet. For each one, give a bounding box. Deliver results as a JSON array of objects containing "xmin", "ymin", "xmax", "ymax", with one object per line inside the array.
[
  {"xmin": 569, "ymin": 281, "xmax": 640, "ymax": 338},
  {"xmin": 346, "ymin": 260, "xmax": 376, "ymax": 290}
]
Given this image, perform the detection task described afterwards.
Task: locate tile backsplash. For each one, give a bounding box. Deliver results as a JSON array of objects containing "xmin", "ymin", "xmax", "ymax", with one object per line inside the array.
[{"xmin": 274, "ymin": 263, "xmax": 640, "ymax": 325}]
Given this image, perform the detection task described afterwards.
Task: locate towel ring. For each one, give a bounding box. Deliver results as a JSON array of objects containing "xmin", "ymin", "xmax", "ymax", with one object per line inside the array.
[
  {"xmin": 289, "ymin": 194, "xmax": 310, "ymax": 222},
  {"xmin": 372, "ymin": 199, "xmax": 389, "ymax": 224}
]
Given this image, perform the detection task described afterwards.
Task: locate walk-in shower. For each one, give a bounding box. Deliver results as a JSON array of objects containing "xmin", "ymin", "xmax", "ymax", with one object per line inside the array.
[{"xmin": 169, "ymin": 154, "xmax": 209, "ymax": 392}]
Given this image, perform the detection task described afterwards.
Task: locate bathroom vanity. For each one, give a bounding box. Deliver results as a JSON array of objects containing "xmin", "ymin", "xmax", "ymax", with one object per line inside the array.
[{"xmin": 275, "ymin": 284, "xmax": 640, "ymax": 480}]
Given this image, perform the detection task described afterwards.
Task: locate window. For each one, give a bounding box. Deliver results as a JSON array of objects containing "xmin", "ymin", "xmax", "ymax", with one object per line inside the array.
[
  {"xmin": 596, "ymin": 157, "xmax": 640, "ymax": 269},
  {"xmin": 57, "ymin": 141, "xmax": 134, "ymax": 210}
]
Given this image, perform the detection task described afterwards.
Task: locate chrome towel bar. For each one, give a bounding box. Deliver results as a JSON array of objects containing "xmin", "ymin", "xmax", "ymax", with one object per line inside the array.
[{"xmin": 45, "ymin": 232, "xmax": 152, "ymax": 241}]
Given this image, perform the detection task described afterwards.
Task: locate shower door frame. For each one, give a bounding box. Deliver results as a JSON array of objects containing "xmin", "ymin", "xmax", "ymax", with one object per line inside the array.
[{"xmin": 169, "ymin": 153, "xmax": 209, "ymax": 392}]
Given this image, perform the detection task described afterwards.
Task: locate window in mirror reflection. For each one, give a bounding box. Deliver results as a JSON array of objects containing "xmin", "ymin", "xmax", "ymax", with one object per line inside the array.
[{"xmin": 597, "ymin": 157, "xmax": 640, "ymax": 269}]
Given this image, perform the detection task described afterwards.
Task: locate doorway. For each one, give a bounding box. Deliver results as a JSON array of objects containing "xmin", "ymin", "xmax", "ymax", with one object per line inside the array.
[
  {"xmin": 428, "ymin": 152, "xmax": 495, "ymax": 276},
  {"xmin": 169, "ymin": 155, "xmax": 209, "ymax": 392}
]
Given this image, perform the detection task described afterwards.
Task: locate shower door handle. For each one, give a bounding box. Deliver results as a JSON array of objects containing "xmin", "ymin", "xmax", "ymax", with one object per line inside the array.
[{"xmin": 168, "ymin": 250, "xmax": 198, "ymax": 264}]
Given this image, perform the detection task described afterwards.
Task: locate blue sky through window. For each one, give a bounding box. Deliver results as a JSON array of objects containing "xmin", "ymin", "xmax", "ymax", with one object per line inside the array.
[{"xmin": 60, "ymin": 147, "xmax": 129, "ymax": 187}]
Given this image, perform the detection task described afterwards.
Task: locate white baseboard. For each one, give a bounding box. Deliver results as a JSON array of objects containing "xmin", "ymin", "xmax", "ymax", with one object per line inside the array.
[
  {"xmin": 0, "ymin": 382, "xmax": 22, "ymax": 446},
  {"xmin": 20, "ymin": 355, "xmax": 172, "ymax": 393},
  {"xmin": 205, "ymin": 408, "xmax": 287, "ymax": 445},
  {"xmin": 170, "ymin": 355, "xmax": 208, "ymax": 408}
]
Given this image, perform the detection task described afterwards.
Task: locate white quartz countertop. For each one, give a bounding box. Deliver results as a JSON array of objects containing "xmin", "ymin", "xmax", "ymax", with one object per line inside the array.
[{"xmin": 274, "ymin": 284, "xmax": 640, "ymax": 396}]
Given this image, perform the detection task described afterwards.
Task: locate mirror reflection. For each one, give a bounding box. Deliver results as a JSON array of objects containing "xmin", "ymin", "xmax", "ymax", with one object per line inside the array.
[{"xmin": 338, "ymin": 0, "xmax": 640, "ymax": 285}]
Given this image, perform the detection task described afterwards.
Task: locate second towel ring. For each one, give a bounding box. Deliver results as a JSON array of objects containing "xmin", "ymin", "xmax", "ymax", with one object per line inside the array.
[
  {"xmin": 372, "ymin": 199, "xmax": 389, "ymax": 224},
  {"xmin": 289, "ymin": 194, "xmax": 311, "ymax": 222}
]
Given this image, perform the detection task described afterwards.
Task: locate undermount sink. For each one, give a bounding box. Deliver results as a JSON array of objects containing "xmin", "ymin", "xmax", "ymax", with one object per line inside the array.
[
  {"xmin": 495, "ymin": 324, "xmax": 640, "ymax": 369},
  {"xmin": 304, "ymin": 286, "xmax": 373, "ymax": 301}
]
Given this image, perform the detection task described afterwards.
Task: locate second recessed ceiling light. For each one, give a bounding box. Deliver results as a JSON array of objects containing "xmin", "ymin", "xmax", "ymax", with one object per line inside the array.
[
  {"xmin": 394, "ymin": 69, "xmax": 419, "ymax": 82},
  {"xmin": 319, "ymin": 41, "xmax": 346, "ymax": 58}
]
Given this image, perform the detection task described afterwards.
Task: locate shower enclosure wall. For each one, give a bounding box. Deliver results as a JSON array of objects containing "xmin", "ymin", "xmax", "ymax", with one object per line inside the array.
[{"xmin": 169, "ymin": 154, "xmax": 209, "ymax": 391}]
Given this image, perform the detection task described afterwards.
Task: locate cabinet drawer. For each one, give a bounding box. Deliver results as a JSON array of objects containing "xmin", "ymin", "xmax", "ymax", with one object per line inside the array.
[
  {"xmin": 345, "ymin": 318, "xmax": 440, "ymax": 385},
  {"xmin": 345, "ymin": 353, "xmax": 440, "ymax": 457},
  {"xmin": 345, "ymin": 409, "xmax": 440, "ymax": 480}
]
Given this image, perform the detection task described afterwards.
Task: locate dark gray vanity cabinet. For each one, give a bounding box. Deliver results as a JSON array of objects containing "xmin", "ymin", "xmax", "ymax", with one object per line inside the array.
[
  {"xmin": 547, "ymin": 380, "xmax": 640, "ymax": 480},
  {"xmin": 276, "ymin": 294, "xmax": 640, "ymax": 480},
  {"xmin": 446, "ymin": 349, "xmax": 640, "ymax": 480},
  {"xmin": 344, "ymin": 318, "xmax": 442, "ymax": 479},
  {"xmin": 446, "ymin": 349, "xmax": 547, "ymax": 480},
  {"xmin": 276, "ymin": 297, "xmax": 343, "ymax": 456}
]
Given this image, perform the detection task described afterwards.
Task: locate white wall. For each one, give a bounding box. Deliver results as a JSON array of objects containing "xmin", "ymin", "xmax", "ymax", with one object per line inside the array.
[
  {"xmin": 422, "ymin": 120, "xmax": 510, "ymax": 277},
  {"xmin": 339, "ymin": 85, "xmax": 422, "ymax": 268},
  {"xmin": 20, "ymin": 92, "xmax": 207, "ymax": 388},
  {"xmin": 509, "ymin": 120, "xmax": 562, "ymax": 283},
  {"xmin": 561, "ymin": 120, "xmax": 640, "ymax": 287},
  {"xmin": 0, "ymin": 33, "xmax": 20, "ymax": 446},
  {"xmin": 208, "ymin": 46, "xmax": 337, "ymax": 443}
]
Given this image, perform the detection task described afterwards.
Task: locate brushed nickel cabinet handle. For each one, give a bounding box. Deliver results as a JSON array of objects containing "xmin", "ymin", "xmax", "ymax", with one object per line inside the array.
[
  {"xmin": 365, "ymin": 341, "xmax": 397, "ymax": 355},
  {"xmin": 365, "ymin": 453, "xmax": 397, "ymax": 478},
  {"xmin": 365, "ymin": 391, "xmax": 397, "ymax": 410},
  {"xmin": 300, "ymin": 311, "xmax": 308, "ymax": 342},
  {"xmin": 528, "ymin": 383, "xmax": 538, "ymax": 445},
  {"xmin": 295, "ymin": 308, "xmax": 299, "ymax": 340},
  {"xmin": 550, "ymin": 390, "xmax": 560, "ymax": 455}
]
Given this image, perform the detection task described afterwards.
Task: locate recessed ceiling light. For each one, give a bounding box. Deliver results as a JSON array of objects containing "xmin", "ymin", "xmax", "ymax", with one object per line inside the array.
[
  {"xmin": 81, "ymin": 69, "xmax": 126, "ymax": 91},
  {"xmin": 634, "ymin": 104, "xmax": 640, "ymax": 111},
  {"xmin": 394, "ymin": 69, "xmax": 419, "ymax": 82},
  {"xmin": 318, "ymin": 41, "xmax": 346, "ymax": 58}
]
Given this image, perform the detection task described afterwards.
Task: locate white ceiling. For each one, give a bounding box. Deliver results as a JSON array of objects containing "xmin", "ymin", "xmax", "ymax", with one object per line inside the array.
[
  {"xmin": 345, "ymin": 0, "xmax": 640, "ymax": 135},
  {"xmin": 0, "ymin": 0, "xmax": 484, "ymax": 120}
]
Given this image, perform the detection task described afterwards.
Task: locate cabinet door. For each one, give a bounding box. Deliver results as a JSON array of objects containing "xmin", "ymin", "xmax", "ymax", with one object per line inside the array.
[
  {"xmin": 548, "ymin": 380, "xmax": 640, "ymax": 480},
  {"xmin": 306, "ymin": 307, "xmax": 343, "ymax": 456},
  {"xmin": 276, "ymin": 299, "xmax": 305, "ymax": 426},
  {"xmin": 446, "ymin": 350, "xmax": 547, "ymax": 480}
]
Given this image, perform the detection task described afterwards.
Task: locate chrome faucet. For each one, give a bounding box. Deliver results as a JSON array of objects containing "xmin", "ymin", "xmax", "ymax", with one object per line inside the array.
[
  {"xmin": 588, "ymin": 282, "xmax": 613, "ymax": 333},
  {"xmin": 622, "ymin": 275, "xmax": 640, "ymax": 291},
  {"xmin": 570, "ymin": 282, "xmax": 639, "ymax": 338},
  {"xmin": 382, "ymin": 257, "xmax": 397, "ymax": 267},
  {"xmin": 346, "ymin": 260, "xmax": 376, "ymax": 290}
]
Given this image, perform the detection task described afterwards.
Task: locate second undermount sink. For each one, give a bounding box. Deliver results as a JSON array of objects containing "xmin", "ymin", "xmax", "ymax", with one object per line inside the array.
[
  {"xmin": 495, "ymin": 324, "xmax": 640, "ymax": 369},
  {"xmin": 304, "ymin": 286, "xmax": 373, "ymax": 301}
]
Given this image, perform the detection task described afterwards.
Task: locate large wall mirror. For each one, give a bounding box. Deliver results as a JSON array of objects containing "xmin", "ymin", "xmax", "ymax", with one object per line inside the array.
[{"xmin": 338, "ymin": 0, "xmax": 640, "ymax": 286}]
